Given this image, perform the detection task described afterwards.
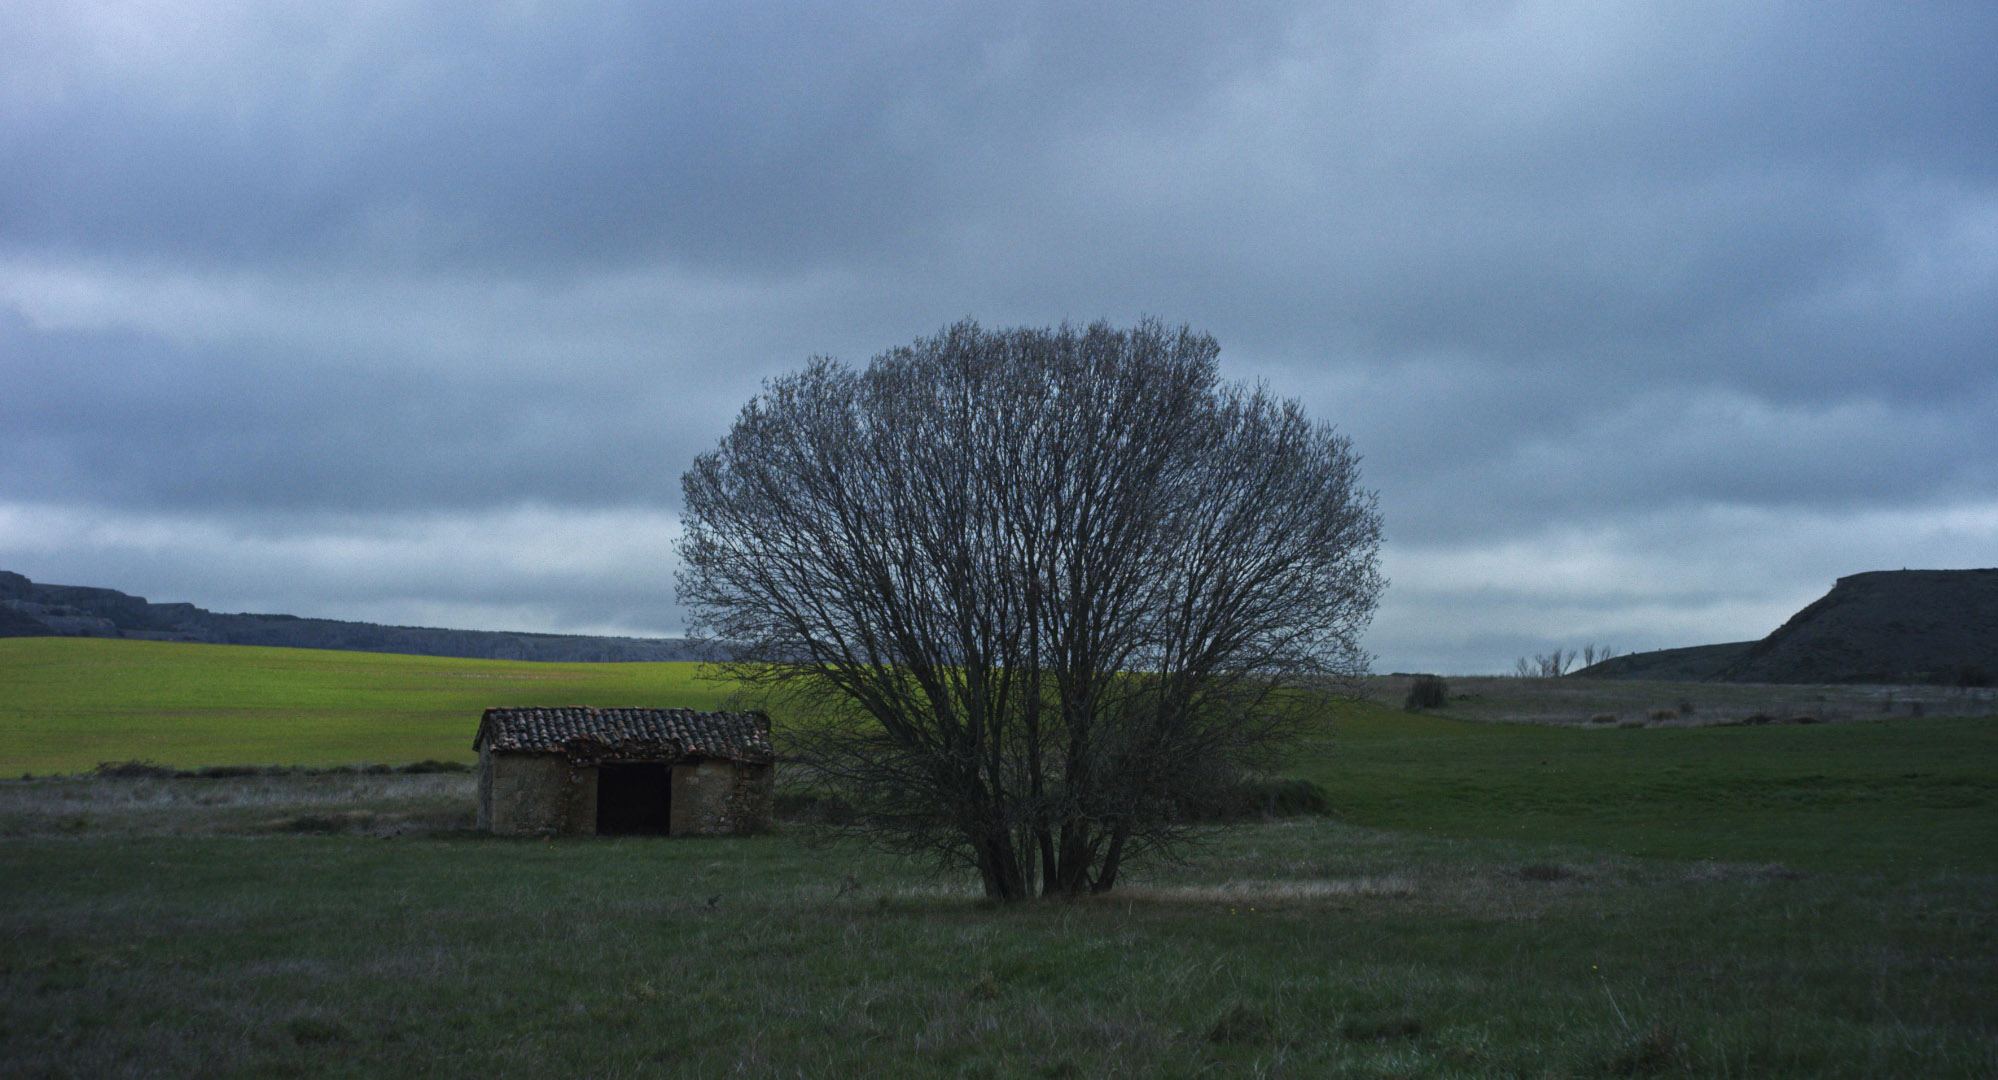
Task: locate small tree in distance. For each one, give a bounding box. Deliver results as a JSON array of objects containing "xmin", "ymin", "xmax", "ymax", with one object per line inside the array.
[
  {"xmin": 677, "ymin": 319, "xmax": 1384, "ymax": 900},
  {"xmin": 1404, "ymin": 674, "xmax": 1447, "ymax": 710},
  {"xmin": 1511, "ymin": 643, "xmax": 1617, "ymax": 677}
]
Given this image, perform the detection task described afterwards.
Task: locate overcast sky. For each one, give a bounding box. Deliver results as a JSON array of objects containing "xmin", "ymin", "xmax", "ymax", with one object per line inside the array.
[{"xmin": 4, "ymin": 1, "xmax": 1994, "ymax": 673}]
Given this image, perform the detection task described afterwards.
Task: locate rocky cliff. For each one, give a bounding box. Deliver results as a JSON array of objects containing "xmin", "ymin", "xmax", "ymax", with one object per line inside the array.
[
  {"xmin": 1711, "ymin": 569, "xmax": 1998, "ymax": 685},
  {"xmin": 1576, "ymin": 568, "xmax": 1998, "ymax": 685}
]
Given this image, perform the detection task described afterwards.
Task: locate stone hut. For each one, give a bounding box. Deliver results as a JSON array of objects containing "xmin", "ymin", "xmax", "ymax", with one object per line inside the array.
[{"xmin": 474, "ymin": 706, "xmax": 774, "ymax": 836}]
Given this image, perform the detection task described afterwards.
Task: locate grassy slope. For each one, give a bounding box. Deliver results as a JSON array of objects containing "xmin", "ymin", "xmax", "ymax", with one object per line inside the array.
[{"xmin": 0, "ymin": 637, "xmax": 733, "ymax": 771}]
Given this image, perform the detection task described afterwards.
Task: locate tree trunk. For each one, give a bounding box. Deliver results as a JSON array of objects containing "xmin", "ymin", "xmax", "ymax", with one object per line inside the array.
[
  {"xmin": 1090, "ymin": 827, "xmax": 1129, "ymax": 894},
  {"xmin": 975, "ymin": 833, "xmax": 1030, "ymax": 901},
  {"xmin": 1045, "ymin": 822, "xmax": 1098, "ymax": 896}
]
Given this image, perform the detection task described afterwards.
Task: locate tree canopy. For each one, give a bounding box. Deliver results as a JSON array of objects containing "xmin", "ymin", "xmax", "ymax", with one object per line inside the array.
[{"xmin": 677, "ymin": 319, "xmax": 1383, "ymax": 899}]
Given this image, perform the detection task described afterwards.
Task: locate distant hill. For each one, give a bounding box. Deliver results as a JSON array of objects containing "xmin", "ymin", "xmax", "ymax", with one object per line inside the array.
[
  {"xmin": 1567, "ymin": 641, "xmax": 1755, "ymax": 682},
  {"xmin": 1576, "ymin": 569, "xmax": 1998, "ymax": 685},
  {"xmin": 0, "ymin": 569, "xmax": 699, "ymax": 662}
]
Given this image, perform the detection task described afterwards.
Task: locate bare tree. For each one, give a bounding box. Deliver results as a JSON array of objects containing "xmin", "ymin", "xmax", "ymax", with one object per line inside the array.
[
  {"xmin": 677, "ymin": 319, "xmax": 1384, "ymax": 900},
  {"xmin": 1516, "ymin": 649, "xmax": 1576, "ymax": 677},
  {"xmin": 1512, "ymin": 644, "xmax": 1619, "ymax": 677}
]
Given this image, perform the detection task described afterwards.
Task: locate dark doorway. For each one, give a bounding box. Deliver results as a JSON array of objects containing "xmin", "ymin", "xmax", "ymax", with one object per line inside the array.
[{"xmin": 597, "ymin": 763, "xmax": 672, "ymax": 835}]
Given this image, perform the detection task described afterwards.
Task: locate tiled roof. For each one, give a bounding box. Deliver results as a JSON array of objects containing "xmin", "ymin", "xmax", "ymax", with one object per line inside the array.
[{"xmin": 473, "ymin": 707, "xmax": 774, "ymax": 764}]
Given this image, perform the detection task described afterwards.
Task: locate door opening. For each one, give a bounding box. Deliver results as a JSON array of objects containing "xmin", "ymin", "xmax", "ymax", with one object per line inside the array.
[{"xmin": 596, "ymin": 762, "xmax": 672, "ymax": 835}]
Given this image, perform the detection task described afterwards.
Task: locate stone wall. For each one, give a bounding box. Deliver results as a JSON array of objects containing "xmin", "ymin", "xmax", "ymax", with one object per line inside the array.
[
  {"xmin": 670, "ymin": 759, "xmax": 773, "ymax": 835},
  {"xmin": 476, "ymin": 748, "xmax": 771, "ymax": 836},
  {"xmin": 480, "ymin": 748, "xmax": 598, "ymax": 835}
]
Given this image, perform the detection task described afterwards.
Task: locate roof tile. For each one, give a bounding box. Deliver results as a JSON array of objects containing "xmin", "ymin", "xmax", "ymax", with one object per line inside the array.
[{"xmin": 474, "ymin": 707, "xmax": 773, "ymax": 764}]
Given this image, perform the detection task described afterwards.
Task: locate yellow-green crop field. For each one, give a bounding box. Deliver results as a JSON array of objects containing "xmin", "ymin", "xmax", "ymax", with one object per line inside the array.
[{"xmin": 0, "ymin": 637, "xmax": 734, "ymax": 772}]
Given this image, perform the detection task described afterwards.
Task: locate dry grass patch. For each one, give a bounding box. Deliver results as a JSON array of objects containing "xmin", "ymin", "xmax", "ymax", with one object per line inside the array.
[
  {"xmin": 1112, "ymin": 877, "xmax": 1416, "ymax": 904},
  {"xmin": 0, "ymin": 772, "xmax": 476, "ymax": 837}
]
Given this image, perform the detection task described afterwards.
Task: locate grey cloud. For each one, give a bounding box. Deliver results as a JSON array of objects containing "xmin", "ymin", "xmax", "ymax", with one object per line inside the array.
[
  {"xmin": 0, "ymin": 310, "xmax": 711, "ymax": 513},
  {"xmin": 4, "ymin": 1, "xmax": 1995, "ymax": 672}
]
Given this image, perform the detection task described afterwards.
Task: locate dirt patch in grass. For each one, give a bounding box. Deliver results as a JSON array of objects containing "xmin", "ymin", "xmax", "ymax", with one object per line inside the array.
[{"xmin": 1111, "ymin": 878, "xmax": 1416, "ymax": 904}]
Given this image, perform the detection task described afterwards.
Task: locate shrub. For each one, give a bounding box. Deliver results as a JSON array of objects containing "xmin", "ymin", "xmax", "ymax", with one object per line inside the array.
[
  {"xmin": 1958, "ymin": 664, "xmax": 1992, "ymax": 688},
  {"xmin": 1403, "ymin": 674, "xmax": 1447, "ymax": 711},
  {"xmin": 395, "ymin": 760, "xmax": 471, "ymax": 774},
  {"xmin": 1184, "ymin": 777, "xmax": 1331, "ymax": 821},
  {"xmin": 1649, "ymin": 709, "xmax": 1676, "ymax": 722},
  {"xmin": 192, "ymin": 765, "xmax": 261, "ymax": 779},
  {"xmin": 92, "ymin": 760, "xmax": 176, "ymax": 779},
  {"xmin": 1587, "ymin": 714, "xmax": 1617, "ymax": 725},
  {"xmin": 772, "ymin": 788, "xmax": 859, "ymax": 826}
]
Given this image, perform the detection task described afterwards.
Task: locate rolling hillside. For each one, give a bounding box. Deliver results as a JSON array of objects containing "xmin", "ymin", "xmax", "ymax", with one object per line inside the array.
[{"xmin": 0, "ymin": 569, "xmax": 697, "ymax": 662}]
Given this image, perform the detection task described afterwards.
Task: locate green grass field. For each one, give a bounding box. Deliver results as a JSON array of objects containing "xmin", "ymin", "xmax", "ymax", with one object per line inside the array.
[
  {"xmin": 1306, "ymin": 707, "xmax": 1997, "ymax": 872},
  {"xmin": 2, "ymin": 637, "xmax": 1992, "ymax": 1075},
  {"xmin": 2, "ymin": 783, "xmax": 1990, "ymax": 1077}
]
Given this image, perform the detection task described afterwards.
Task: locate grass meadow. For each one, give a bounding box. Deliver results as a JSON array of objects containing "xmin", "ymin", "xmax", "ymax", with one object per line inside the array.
[{"xmin": 1, "ymin": 639, "xmax": 1993, "ymax": 1076}]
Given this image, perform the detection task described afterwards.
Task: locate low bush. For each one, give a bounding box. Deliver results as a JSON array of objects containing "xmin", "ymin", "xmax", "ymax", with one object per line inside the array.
[
  {"xmin": 191, "ymin": 765, "xmax": 263, "ymax": 779},
  {"xmin": 394, "ymin": 760, "xmax": 470, "ymax": 774},
  {"xmin": 1403, "ymin": 674, "xmax": 1447, "ymax": 711},
  {"xmin": 776, "ymin": 776, "xmax": 1334, "ymax": 828},
  {"xmin": 772, "ymin": 788, "xmax": 859, "ymax": 826},
  {"xmin": 1188, "ymin": 777, "xmax": 1332, "ymax": 821},
  {"xmin": 92, "ymin": 760, "xmax": 176, "ymax": 779}
]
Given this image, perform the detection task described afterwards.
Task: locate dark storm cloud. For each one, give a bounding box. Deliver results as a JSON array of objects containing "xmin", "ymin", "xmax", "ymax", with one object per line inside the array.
[
  {"xmin": 1, "ymin": 2, "xmax": 1301, "ymax": 273},
  {"xmin": 3, "ymin": 1, "xmax": 1994, "ymax": 668}
]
